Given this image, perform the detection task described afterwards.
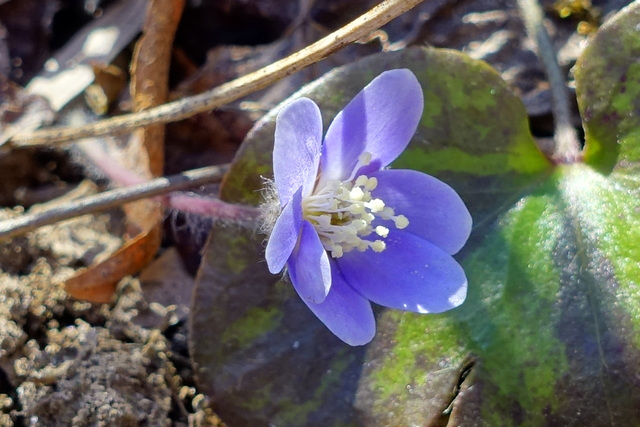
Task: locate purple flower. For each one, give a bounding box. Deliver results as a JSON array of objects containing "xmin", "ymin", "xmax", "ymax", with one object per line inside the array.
[{"xmin": 265, "ymin": 69, "xmax": 471, "ymax": 346}]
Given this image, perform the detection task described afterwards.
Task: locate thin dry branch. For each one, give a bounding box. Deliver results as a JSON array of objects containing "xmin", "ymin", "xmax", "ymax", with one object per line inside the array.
[
  {"xmin": 516, "ymin": 0, "xmax": 581, "ymax": 163},
  {"xmin": 0, "ymin": 164, "xmax": 231, "ymax": 240},
  {"xmin": 7, "ymin": 0, "xmax": 425, "ymax": 149}
]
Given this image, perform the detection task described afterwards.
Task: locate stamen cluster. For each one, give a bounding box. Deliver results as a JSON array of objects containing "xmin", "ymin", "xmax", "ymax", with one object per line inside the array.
[{"xmin": 302, "ymin": 155, "xmax": 408, "ymax": 258}]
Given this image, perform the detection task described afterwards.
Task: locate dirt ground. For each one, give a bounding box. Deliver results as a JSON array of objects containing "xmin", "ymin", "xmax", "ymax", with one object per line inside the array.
[
  {"xmin": 0, "ymin": 204, "xmax": 221, "ymax": 425},
  {"xmin": 0, "ymin": 0, "xmax": 633, "ymax": 425}
]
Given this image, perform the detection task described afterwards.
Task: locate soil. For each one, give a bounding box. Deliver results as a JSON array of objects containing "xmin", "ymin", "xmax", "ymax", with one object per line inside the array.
[
  {"xmin": 0, "ymin": 0, "xmax": 632, "ymax": 425},
  {"xmin": 0, "ymin": 203, "xmax": 220, "ymax": 425}
]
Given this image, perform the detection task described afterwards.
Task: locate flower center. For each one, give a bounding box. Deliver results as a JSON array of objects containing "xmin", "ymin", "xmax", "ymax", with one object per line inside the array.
[{"xmin": 301, "ymin": 153, "xmax": 408, "ymax": 258}]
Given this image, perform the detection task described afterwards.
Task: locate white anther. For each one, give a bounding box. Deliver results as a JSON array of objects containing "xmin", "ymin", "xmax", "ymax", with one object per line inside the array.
[
  {"xmin": 365, "ymin": 177, "xmax": 378, "ymax": 190},
  {"xmin": 375, "ymin": 226, "xmax": 389, "ymax": 238},
  {"xmin": 394, "ymin": 215, "xmax": 409, "ymax": 229},
  {"xmin": 317, "ymin": 215, "xmax": 331, "ymax": 226},
  {"xmin": 358, "ymin": 152, "xmax": 372, "ymax": 166},
  {"xmin": 360, "ymin": 226, "xmax": 373, "ymax": 237},
  {"xmin": 371, "ymin": 240, "xmax": 386, "ymax": 252},
  {"xmin": 352, "ymin": 219, "xmax": 367, "ymax": 231},
  {"xmin": 366, "ymin": 199, "xmax": 385, "ymax": 213},
  {"xmin": 380, "ymin": 207, "xmax": 395, "ymax": 220},
  {"xmin": 355, "ymin": 175, "xmax": 368, "ymax": 187},
  {"xmin": 349, "ymin": 187, "xmax": 364, "ymax": 201},
  {"xmin": 343, "ymin": 224, "xmax": 358, "ymax": 237},
  {"xmin": 348, "ymin": 203, "xmax": 365, "ymax": 214}
]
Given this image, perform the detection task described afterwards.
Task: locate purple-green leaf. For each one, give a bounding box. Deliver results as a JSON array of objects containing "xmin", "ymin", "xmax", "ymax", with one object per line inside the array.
[
  {"xmin": 576, "ymin": 1, "xmax": 640, "ymax": 172},
  {"xmin": 191, "ymin": 7, "xmax": 640, "ymax": 421}
]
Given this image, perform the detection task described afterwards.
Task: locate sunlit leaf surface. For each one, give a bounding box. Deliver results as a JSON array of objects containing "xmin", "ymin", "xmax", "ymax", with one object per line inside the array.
[{"xmin": 191, "ymin": 6, "xmax": 640, "ymax": 422}]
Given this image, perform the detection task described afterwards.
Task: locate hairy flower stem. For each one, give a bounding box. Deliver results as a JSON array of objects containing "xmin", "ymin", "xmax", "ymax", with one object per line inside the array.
[
  {"xmin": 6, "ymin": 0, "xmax": 426, "ymax": 149},
  {"xmin": 516, "ymin": 0, "xmax": 581, "ymax": 163},
  {"xmin": 0, "ymin": 164, "xmax": 261, "ymax": 240},
  {"xmin": 166, "ymin": 193, "xmax": 259, "ymax": 224}
]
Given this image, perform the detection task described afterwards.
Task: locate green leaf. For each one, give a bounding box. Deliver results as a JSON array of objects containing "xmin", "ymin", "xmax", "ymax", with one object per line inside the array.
[
  {"xmin": 575, "ymin": 1, "xmax": 640, "ymax": 173},
  {"xmin": 191, "ymin": 9, "xmax": 640, "ymax": 422},
  {"xmin": 221, "ymin": 47, "xmax": 551, "ymax": 212},
  {"xmin": 193, "ymin": 46, "xmax": 549, "ymax": 424},
  {"xmin": 359, "ymin": 163, "xmax": 640, "ymax": 425},
  {"xmin": 189, "ymin": 225, "xmax": 365, "ymax": 425}
]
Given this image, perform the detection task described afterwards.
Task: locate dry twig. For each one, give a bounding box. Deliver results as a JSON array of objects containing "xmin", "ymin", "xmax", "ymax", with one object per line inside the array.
[
  {"xmin": 516, "ymin": 0, "xmax": 581, "ymax": 162},
  {"xmin": 0, "ymin": 165, "xmax": 230, "ymax": 240},
  {"xmin": 7, "ymin": 0, "xmax": 425, "ymax": 149}
]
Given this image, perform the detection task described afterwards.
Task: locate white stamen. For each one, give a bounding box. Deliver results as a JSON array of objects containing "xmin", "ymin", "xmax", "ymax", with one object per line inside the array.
[
  {"xmin": 365, "ymin": 177, "xmax": 378, "ymax": 190},
  {"xmin": 394, "ymin": 215, "xmax": 409, "ymax": 229},
  {"xmin": 371, "ymin": 240, "xmax": 386, "ymax": 252},
  {"xmin": 352, "ymin": 219, "xmax": 367, "ymax": 231},
  {"xmin": 331, "ymin": 245, "xmax": 343, "ymax": 258},
  {"xmin": 349, "ymin": 203, "xmax": 365, "ymax": 214},
  {"xmin": 349, "ymin": 187, "xmax": 364, "ymax": 201},
  {"xmin": 355, "ymin": 175, "xmax": 368, "ymax": 187},
  {"xmin": 301, "ymin": 152, "xmax": 410, "ymax": 258},
  {"xmin": 358, "ymin": 152, "xmax": 372, "ymax": 166},
  {"xmin": 375, "ymin": 226, "xmax": 389, "ymax": 238},
  {"xmin": 380, "ymin": 207, "xmax": 395, "ymax": 220},
  {"xmin": 348, "ymin": 151, "xmax": 374, "ymax": 181},
  {"xmin": 366, "ymin": 198, "xmax": 385, "ymax": 213}
]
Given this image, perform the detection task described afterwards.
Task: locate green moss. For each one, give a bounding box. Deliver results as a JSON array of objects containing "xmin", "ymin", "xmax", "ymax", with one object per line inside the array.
[
  {"xmin": 236, "ymin": 382, "xmax": 275, "ymax": 412},
  {"xmin": 421, "ymin": 93, "xmax": 443, "ymax": 129},
  {"xmin": 445, "ymin": 76, "xmax": 497, "ymax": 112},
  {"xmin": 576, "ymin": 3, "xmax": 640, "ymax": 171},
  {"xmin": 610, "ymin": 63, "xmax": 640, "ymax": 118},
  {"xmin": 224, "ymin": 235, "xmax": 251, "ymax": 275},
  {"xmin": 223, "ymin": 145, "xmax": 272, "ymax": 205},
  {"xmin": 274, "ymin": 350, "xmax": 355, "ymax": 425},
  {"xmin": 458, "ymin": 178, "xmax": 570, "ymax": 424},
  {"xmin": 220, "ymin": 306, "xmax": 282, "ymax": 349},
  {"xmin": 370, "ymin": 312, "xmax": 465, "ymax": 403},
  {"xmin": 395, "ymin": 135, "xmax": 549, "ymax": 176},
  {"xmin": 564, "ymin": 165, "xmax": 640, "ymax": 347},
  {"xmin": 619, "ymin": 127, "xmax": 640, "ymax": 166},
  {"xmin": 363, "ymin": 164, "xmax": 640, "ymax": 424}
]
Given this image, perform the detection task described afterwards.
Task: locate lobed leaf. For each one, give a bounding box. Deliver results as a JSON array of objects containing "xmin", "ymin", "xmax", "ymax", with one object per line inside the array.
[
  {"xmin": 576, "ymin": 1, "xmax": 640, "ymax": 173},
  {"xmin": 192, "ymin": 7, "xmax": 640, "ymax": 422}
]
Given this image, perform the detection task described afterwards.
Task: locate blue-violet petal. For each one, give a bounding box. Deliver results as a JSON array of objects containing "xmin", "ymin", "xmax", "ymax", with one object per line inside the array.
[
  {"xmin": 265, "ymin": 188, "xmax": 303, "ymax": 273},
  {"xmin": 370, "ymin": 169, "xmax": 472, "ymax": 255},
  {"xmin": 320, "ymin": 69, "xmax": 423, "ymax": 183},
  {"xmin": 338, "ymin": 231, "xmax": 467, "ymax": 313},
  {"xmin": 301, "ymin": 265, "xmax": 375, "ymax": 346},
  {"xmin": 273, "ymin": 97, "xmax": 323, "ymax": 206},
  {"xmin": 287, "ymin": 221, "xmax": 332, "ymax": 303}
]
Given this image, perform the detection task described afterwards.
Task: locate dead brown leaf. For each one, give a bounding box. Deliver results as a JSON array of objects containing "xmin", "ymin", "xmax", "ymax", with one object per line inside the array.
[
  {"xmin": 85, "ymin": 63, "xmax": 128, "ymax": 116},
  {"xmin": 0, "ymin": 76, "xmax": 55, "ymax": 145},
  {"xmin": 0, "ymin": 0, "xmax": 57, "ymax": 84},
  {"xmin": 135, "ymin": 247, "xmax": 195, "ymax": 328},
  {"xmin": 65, "ymin": 0, "xmax": 185, "ymax": 303},
  {"xmin": 62, "ymin": 227, "xmax": 161, "ymax": 304},
  {"xmin": 0, "ymin": 20, "xmax": 10, "ymax": 77},
  {"xmin": 129, "ymin": 0, "xmax": 186, "ymax": 177},
  {"xmin": 24, "ymin": 0, "xmax": 147, "ymax": 112}
]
